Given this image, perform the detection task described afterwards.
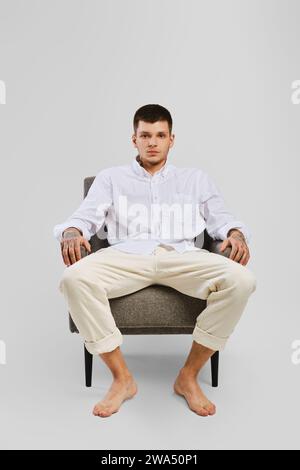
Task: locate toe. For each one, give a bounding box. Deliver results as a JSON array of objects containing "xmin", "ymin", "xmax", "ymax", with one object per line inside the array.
[
  {"xmin": 98, "ymin": 409, "xmax": 111, "ymax": 417},
  {"xmin": 190, "ymin": 404, "xmax": 209, "ymax": 416},
  {"xmin": 196, "ymin": 407, "xmax": 209, "ymax": 417},
  {"xmin": 203, "ymin": 402, "xmax": 216, "ymax": 415},
  {"xmin": 93, "ymin": 405, "xmax": 107, "ymax": 416}
]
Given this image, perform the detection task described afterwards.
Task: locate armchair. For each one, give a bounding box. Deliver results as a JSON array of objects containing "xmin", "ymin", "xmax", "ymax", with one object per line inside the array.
[{"xmin": 68, "ymin": 177, "xmax": 232, "ymax": 388}]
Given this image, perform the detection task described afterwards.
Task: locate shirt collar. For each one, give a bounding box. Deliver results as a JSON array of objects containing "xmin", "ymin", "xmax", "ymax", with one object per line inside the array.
[{"xmin": 131, "ymin": 154, "xmax": 172, "ymax": 179}]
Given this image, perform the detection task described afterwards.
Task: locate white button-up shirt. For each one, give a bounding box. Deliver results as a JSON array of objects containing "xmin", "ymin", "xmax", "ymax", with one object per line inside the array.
[{"xmin": 53, "ymin": 155, "xmax": 250, "ymax": 254}]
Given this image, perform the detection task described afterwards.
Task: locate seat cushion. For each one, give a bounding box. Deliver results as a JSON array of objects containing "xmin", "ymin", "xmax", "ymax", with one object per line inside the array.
[{"xmin": 69, "ymin": 284, "xmax": 206, "ymax": 334}]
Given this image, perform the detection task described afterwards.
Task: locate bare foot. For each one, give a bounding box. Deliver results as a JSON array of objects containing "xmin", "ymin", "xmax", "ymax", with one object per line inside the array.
[
  {"xmin": 93, "ymin": 374, "xmax": 138, "ymax": 418},
  {"xmin": 174, "ymin": 369, "xmax": 216, "ymax": 417}
]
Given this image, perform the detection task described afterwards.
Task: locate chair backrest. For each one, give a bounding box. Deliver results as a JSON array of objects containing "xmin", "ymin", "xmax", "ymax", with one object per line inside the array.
[{"xmin": 84, "ymin": 177, "xmax": 213, "ymax": 252}]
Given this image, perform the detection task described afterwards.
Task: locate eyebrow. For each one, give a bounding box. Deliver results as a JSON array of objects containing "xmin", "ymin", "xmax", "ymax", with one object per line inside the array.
[{"xmin": 139, "ymin": 131, "xmax": 167, "ymax": 135}]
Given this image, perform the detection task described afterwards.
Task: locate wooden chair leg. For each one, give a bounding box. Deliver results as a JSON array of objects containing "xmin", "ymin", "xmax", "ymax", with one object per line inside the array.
[
  {"xmin": 211, "ymin": 351, "xmax": 219, "ymax": 387},
  {"xmin": 84, "ymin": 344, "xmax": 93, "ymax": 387}
]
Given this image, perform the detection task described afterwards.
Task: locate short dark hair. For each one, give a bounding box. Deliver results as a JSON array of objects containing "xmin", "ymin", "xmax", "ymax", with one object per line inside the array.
[{"xmin": 133, "ymin": 104, "xmax": 173, "ymax": 135}]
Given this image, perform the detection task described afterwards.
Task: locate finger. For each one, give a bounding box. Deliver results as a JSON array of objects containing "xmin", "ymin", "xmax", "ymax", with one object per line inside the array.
[
  {"xmin": 62, "ymin": 245, "xmax": 71, "ymax": 266},
  {"xmin": 244, "ymin": 252, "xmax": 250, "ymax": 266},
  {"xmin": 229, "ymin": 241, "xmax": 238, "ymax": 260},
  {"xmin": 68, "ymin": 243, "xmax": 76, "ymax": 264},
  {"xmin": 234, "ymin": 246, "xmax": 245, "ymax": 263},
  {"xmin": 241, "ymin": 248, "xmax": 250, "ymax": 265},
  {"xmin": 83, "ymin": 239, "xmax": 91, "ymax": 253},
  {"xmin": 220, "ymin": 240, "xmax": 228, "ymax": 252},
  {"xmin": 74, "ymin": 241, "xmax": 82, "ymax": 261},
  {"xmin": 61, "ymin": 242, "xmax": 68, "ymax": 265},
  {"xmin": 239, "ymin": 249, "xmax": 249, "ymax": 265}
]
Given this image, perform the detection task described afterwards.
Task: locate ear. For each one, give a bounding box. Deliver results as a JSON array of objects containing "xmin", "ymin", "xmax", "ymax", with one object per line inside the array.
[{"xmin": 169, "ymin": 134, "xmax": 175, "ymax": 148}]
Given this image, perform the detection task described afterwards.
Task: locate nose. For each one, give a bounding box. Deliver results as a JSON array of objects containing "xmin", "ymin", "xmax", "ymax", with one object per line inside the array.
[{"xmin": 149, "ymin": 137, "xmax": 158, "ymax": 147}]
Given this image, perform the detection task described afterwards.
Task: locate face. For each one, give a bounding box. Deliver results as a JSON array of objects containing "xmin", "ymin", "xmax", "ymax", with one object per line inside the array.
[{"xmin": 132, "ymin": 120, "xmax": 175, "ymax": 168}]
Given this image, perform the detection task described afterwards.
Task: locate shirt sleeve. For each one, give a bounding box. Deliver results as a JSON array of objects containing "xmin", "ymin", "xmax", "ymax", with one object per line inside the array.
[
  {"xmin": 53, "ymin": 170, "xmax": 112, "ymax": 242},
  {"xmin": 199, "ymin": 171, "xmax": 251, "ymax": 244}
]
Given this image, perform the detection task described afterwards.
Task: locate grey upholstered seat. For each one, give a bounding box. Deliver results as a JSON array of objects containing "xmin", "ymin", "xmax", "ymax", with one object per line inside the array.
[{"xmin": 68, "ymin": 176, "xmax": 232, "ymax": 387}]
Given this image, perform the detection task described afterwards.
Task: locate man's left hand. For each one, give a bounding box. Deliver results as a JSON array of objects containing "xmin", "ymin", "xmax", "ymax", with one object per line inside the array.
[{"xmin": 219, "ymin": 229, "xmax": 250, "ymax": 266}]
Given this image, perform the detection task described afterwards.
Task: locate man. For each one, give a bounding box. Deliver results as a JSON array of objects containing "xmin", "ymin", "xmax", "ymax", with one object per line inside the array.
[{"xmin": 54, "ymin": 104, "xmax": 256, "ymax": 418}]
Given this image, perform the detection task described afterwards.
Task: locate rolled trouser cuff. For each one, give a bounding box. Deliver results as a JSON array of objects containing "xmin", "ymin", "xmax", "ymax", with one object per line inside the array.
[
  {"xmin": 84, "ymin": 328, "xmax": 123, "ymax": 355},
  {"xmin": 192, "ymin": 325, "xmax": 227, "ymax": 351}
]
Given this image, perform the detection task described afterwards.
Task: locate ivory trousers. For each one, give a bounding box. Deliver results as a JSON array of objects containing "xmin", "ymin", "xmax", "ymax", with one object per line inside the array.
[{"xmin": 59, "ymin": 244, "xmax": 256, "ymax": 354}]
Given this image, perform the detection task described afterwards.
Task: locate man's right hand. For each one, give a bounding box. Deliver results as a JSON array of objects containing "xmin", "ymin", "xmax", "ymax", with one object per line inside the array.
[{"xmin": 61, "ymin": 227, "xmax": 91, "ymax": 266}]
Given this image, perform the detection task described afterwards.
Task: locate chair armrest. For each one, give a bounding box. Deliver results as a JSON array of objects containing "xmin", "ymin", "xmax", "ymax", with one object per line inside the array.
[{"xmin": 208, "ymin": 239, "xmax": 232, "ymax": 259}]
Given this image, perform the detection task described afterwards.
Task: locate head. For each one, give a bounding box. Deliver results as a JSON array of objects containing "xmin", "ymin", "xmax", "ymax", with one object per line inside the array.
[{"xmin": 132, "ymin": 104, "xmax": 175, "ymax": 169}]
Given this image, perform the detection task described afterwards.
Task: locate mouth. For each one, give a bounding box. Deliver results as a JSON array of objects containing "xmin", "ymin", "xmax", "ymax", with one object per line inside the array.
[{"xmin": 147, "ymin": 151, "xmax": 159, "ymax": 155}]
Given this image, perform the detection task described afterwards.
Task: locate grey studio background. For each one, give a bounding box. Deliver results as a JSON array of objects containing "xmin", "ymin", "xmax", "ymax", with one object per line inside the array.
[{"xmin": 0, "ymin": 0, "xmax": 299, "ymax": 450}]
